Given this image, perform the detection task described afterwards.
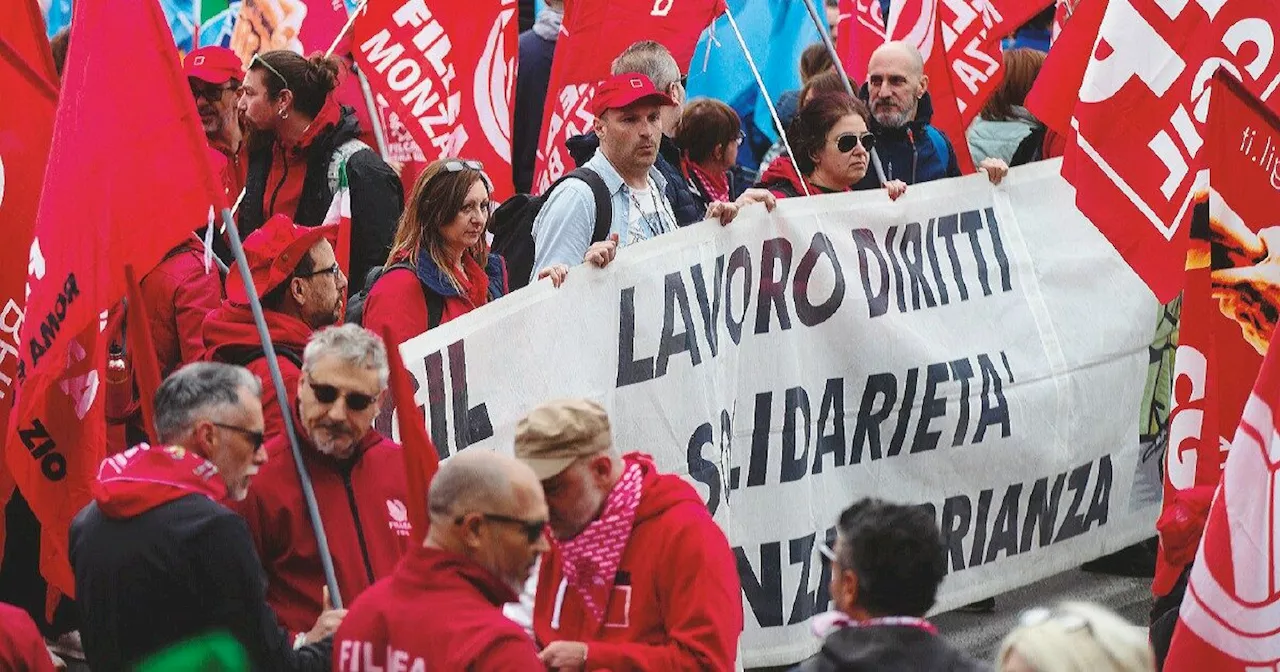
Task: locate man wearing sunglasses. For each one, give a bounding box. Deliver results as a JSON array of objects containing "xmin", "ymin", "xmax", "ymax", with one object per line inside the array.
[
  {"xmin": 232, "ymin": 324, "xmax": 412, "ymax": 645},
  {"xmin": 184, "ymin": 46, "xmax": 247, "ymax": 203},
  {"xmin": 794, "ymin": 498, "xmax": 984, "ymax": 672},
  {"xmin": 334, "ymin": 450, "xmax": 549, "ymax": 670},
  {"xmin": 514, "ymin": 399, "xmax": 742, "ymax": 670},
  {"xmin": 71, "ymin": 363, "xmax": 341, "ymax": 671},
  {"xmin": 203, "ymin": 214, "xmax": 347, "ymax": 440}
]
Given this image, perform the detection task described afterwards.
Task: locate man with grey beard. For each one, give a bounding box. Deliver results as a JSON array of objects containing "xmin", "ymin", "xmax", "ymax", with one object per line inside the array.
[{"xmin": 231, "ymin": 324, "xmax": 414, "ymax": 645}]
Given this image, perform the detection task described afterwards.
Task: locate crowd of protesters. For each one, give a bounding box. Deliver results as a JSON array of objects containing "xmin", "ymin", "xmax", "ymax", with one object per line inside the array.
[{"xmin": 0, "ymin": 3, "xmax": 1171, "ymax": 671}]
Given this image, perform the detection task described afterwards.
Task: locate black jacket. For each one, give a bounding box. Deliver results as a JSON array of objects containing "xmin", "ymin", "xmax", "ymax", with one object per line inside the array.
[
  {"xmin": 239, "ymin": 105, "xmax": 404, "ymax": 295},
  {"xmin": 512, "ymin": 27, "xmax": 557, "ymax": 194},
  {"xmin": 854, "ymin": 89, "xmax": 962, "ymax": 189},
  {"xmin": 566, "ymin": 131, "xmax": 704, "ymax": 226},
  {"xmin": 792, "ymin": 624, "xmax": 989, "ymax": 672},
  {"xmin": 70, "ymin": 494, "xmax": 331, "ymax": 672}
]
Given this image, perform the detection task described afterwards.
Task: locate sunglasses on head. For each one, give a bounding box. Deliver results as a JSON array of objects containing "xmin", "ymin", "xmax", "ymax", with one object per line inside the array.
[
  {"xmin": 836, "ymin": 132, "xmax": 876, "ymax": 153},
  {"xmin": 306, "ymin": 377, "xmax": 376, "ymax": 411},
  {"xmin": 458, "ymin": 513, "xmax": 548, "ymax": 543}
]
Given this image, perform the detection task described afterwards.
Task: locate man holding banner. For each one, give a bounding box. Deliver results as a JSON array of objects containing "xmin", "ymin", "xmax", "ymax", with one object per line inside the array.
[{"xmin": 515, "ymin": 399, "xmax": 741, "ymax": 671}]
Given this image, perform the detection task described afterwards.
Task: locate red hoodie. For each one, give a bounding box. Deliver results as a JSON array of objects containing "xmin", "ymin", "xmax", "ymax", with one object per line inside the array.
[
  {"xmin": 533, "ymin": 453, "xmax": 742, "ymax": 671},
  {"xmin": 230, "ymin": 428, "xmax": 412, "ymax": 635},
  {"xmin": 201, "ymin": 303, "xmax": 313, "ymax": 440},
  {"xmin": 334, "ymin": 546, "xmax": 543, "ymax": 671},
  {"xmin": 261, "ymin": 98, "xmax": 342, "ymax": 223},
  {"xmin": 0, "ymin": 603, "xmax": 55, "ymax": 672},
  {"xmin": 757, "ymin": 158, "xmax": 845, "ymax": 199}
]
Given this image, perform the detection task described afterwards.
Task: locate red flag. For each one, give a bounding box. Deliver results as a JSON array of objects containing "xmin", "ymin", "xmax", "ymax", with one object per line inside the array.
[
  {"xmin": 6, "ymin": 0, "xmax": 220, "ymax": 597},
  {"xmin": 531, "ymin": 0, "xmax": 725, "ymax": 194},
  {"xmin": 837, "ymin": 0, "xmax": 886, "ymax": 85},
  {"xmin": 1024, "ymin": 0, "xmax": 1105, "ymax": 135},
  {"xmin": 1050, "ymin": 0, "xmax": 1077, "ymax": 43},
  {"xmin": 1024, "ymin": 0, "xmax": 1280, "ymax": 303},
  {"xmin": 123, "ymin": 266, "xmax": 161, "ymax": 443},
  {"xmin": 380, "ymin": 328, "xmax": 438, "ymax": 546},
  {"xmin": 0, "ymin": 0, "xmax": 58, "ymax": 554},
  {"xmin": 352, "ymin": 0, "xmax": 519, "ymax": 201}
]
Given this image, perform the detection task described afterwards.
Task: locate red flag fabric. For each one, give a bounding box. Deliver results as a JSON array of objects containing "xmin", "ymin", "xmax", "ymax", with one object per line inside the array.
[
  {"xmin": 836, "ymin": 0, "xmax": 886, "ymax": 85},
  {"xmin": 123, "ymin": 266, "xmax": 161, "ymax": 443},
  {"xmin": 1024, "ymin": 0, "xmax": 1105, "ymax": 135},
  {"xmin": 1024, "ymin": 0, "xmax": 1280, "ymax": 303},
  {"xmin": 352, "ymin": 0, "xmax": 519, "ymax": 201},
  {"xmin": 0, "ymin": 0, "xmax": 57, "ymax": 85},
  {"xmin": 1050, "ymin": 0, "xmax": 1075, "ymax": 43},
  {"xmin": 5, "ymin": 0, "xmax": 220, "ymax": 597},
  {"xmin": 531, "ymin": 0, "xmax": 725, "ymax": 194},
  {"xmin": 380, "ymin": 328, "xmax": 439, "ymax": 546}
]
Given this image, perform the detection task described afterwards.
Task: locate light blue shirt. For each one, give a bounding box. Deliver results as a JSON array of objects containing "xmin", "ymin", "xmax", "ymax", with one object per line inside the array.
[{"xmin": 530, "ymin": 151, "xmax": 675, "ymax": 281}]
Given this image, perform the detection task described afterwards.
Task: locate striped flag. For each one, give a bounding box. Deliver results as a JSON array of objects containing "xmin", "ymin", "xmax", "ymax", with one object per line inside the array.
[{"xmin": 321, "ymin": 165, "xmax": 353, "ymax": 298}]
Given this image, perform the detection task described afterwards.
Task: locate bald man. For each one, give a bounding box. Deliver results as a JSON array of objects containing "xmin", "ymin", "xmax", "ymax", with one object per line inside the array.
[
  {"xmin": 332, "ymin": 451, "xmax": 548, "ymax": 670},
  {"xmin": 855, "ymin": 41, "xmax": 1007, "ymax": 188}
]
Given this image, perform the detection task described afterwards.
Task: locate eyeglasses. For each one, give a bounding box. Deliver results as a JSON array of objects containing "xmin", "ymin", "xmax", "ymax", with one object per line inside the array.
[
  {"xmin": 295, "ymin": 264, "xmax": 341, "ymax": 280},
  {"xmin": 211, "ymin": 422, "xmax": 265, "ymax": 451},
  {"xmin": 836, "ymin": 132, "xmax": 876, "ymax": 153},
  {"xmin": 457, "ymin": 513, "xmax": 548, "ymax": 543},
  {"xmin": 248, "ymin": 53, "xmax": 290, "ymax": 91},
  {"xmin": 305, "ymin": 377, "xmax": 377, "ymax": 412},
  {"xmin": 191, "ymin": 83, "xmax": 235, "ymax": 103},
  {"xmin": 442, "ymin": 159, "xmax": 484, "ymax": 173}
]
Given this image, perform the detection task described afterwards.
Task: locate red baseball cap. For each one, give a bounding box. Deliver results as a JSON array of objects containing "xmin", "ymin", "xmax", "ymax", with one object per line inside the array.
[
  {"xmin": 589, "ymin": 73, "xmax": 677, "ymax": 116},
  {"xmin": 183, "ymin": 46, "xmax": 245, "ymax": 85},
  {"xmin": 226, "ymin": 215, "xmax": 339, "ymax": 305}
]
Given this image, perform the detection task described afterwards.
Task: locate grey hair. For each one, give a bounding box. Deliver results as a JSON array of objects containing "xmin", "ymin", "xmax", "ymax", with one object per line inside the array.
[
  {"xmin": 154, "ymin": 363, "xmax": 261, "ymax": 443},
  {"xmin": 302, "ymin": 324, "xmax": 390, "ymax": 389},
  {"xmin": 611, "ymin": 40, "xmax": 681, "ymax": 91},
  {"xmin": 428, "ymin": 453, "xmax": 515, "ymax": 518}
]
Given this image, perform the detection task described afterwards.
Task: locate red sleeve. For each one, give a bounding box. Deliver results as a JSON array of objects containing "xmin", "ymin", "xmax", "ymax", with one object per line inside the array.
[
  {"xmin": 472, "ymin": 631, "xmax": 544, "ymax": 671},
  {"xmin": 586, "ymin": 514, "xmax": 742, "ymax": 671},
  {"xmin": 172, "ymin": 260, "xmax": 223, "ymax": 367},
  {"xmin": 363, "ymin": 269, "xmax": 428, "ymax": 350},
  {"xmin": 249, "ymin": 358, "xmax": 299, "ymax": 441},
  {"xmin": 0, "ymin": 604, "xmax": 56, "ymax": 672}
]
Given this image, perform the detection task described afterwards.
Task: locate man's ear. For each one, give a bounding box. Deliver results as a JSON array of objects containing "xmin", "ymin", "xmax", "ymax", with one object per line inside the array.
[
  {"xmin": 917, "ymin": 74, "xmax": 929, "ymax": 98},
  {"xmin": 289, "ymin": 276, "xmax": 308, "ymax": 306}
]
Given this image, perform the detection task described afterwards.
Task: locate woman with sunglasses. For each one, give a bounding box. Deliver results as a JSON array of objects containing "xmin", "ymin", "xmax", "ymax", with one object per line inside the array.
[
  {"xmin": 997, "ymin": 602, "xmax": 1155, "ymax": 672},
  {"xmin": 756, "ymin": 92, "xmax": 908, "ymax": 201},
  {"xmin": 361, "ymin": 158, "xmax": 508, "ymax": 349},
  {"xmin": 237, "ymin": 50, "xmax": 403, "ymax": 295}
]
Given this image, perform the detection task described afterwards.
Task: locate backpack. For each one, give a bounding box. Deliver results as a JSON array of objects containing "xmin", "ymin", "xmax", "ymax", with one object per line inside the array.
[
  {"xmin": 489, "ymin": 167, "xmax": 612, "ymax": 291},
  {"xmin": 344, "ymin": 262, "xmax": 445, "ymax": 329},
  {"xmin": 216, "ymin": 343, "xmax": 305, "ymax": 370}
]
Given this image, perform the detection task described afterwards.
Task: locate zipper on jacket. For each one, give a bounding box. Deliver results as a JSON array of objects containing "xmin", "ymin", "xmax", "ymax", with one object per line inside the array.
[
  {"xmin": 267, "ymin": 143, "xmax": 290, "ymax": 216},
  {"xmin": 341, "ymin": 467, "xmax": 377, "ymax": 586}
]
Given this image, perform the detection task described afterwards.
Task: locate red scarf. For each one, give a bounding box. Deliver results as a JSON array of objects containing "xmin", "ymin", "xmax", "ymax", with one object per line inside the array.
[
  {"xmin": 555, "ymin": 462, "xmax": 644, "ymax": 624},
  {"xmin": 92, "ymin": 443, "xmax": 226, "ymax": 519},
  {"xmin": 683, "ymin": 157, "xmax": 730, "ymax": 204}
]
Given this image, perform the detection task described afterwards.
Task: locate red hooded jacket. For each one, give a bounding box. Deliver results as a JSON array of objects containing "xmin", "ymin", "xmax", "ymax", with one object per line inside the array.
[
  {"xmin": 334, "ymin": 546, "xmax": 543, "ymax": 671},
  {"xmin": 230, "ymin": 428, "xmax": 412, "ymax": 635},
  {"xmin": 756, "ymin": 158, "xmax": 845, "ymax": 199},
  {"xmin": 363, "ymin": 252, "xmax": 509, "ymax": 349},
  {"xmin": 201, "ymin": 303, "xmax": 312, "ymax": 439},
  {"xmin": 0, "ymin": 603, "xmax": 54, "ymax": 672},
  {"xmin": 143, "ymin": 241, "xmax": 224, "ymax": 377},
  {"xmin": 533, "ymin": 453, "xmax": 742, "ymax": 671}
]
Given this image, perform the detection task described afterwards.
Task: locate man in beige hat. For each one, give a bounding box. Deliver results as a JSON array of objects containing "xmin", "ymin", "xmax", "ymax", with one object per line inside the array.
[{"xmin": 515, "ymin": 399, "xmax": 742, "ymax": 670}]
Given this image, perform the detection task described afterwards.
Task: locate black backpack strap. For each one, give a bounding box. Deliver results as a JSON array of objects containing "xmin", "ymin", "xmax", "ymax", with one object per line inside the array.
[
  {"xmin": 563, "ymin": 167, "xmax": 613, "ymax": 243},
  {"xmin": 218, "ymin": 343, "xmax": 304, "ymax": 369},
  {"xmin": 383, "ymin": 261, "xmax": 446, "ymax": 330}
]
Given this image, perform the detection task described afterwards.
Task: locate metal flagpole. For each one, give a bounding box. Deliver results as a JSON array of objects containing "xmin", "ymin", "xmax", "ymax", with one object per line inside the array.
[
  {"xmin": 798, "ymin": 0, "xmax": 888, "ymax": 184},
  {"xmin": 220, "ymin": 207, "xmax": 344, "ymax": 609}
]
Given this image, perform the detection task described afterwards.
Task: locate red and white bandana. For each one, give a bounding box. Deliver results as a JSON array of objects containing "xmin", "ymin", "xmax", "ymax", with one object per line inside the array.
[{"xmin": 556, "ymin": 462, "xmax": 644, "ymax": 624}]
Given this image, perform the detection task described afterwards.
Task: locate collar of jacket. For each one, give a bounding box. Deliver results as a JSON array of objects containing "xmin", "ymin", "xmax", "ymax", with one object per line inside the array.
[
  {"xmin": 584, "ymin": 148, "xmax": 669, "ymax": 199},
  {"xmin": 412, "ymin": 249, "xmax": 506, "ymax": 301},
  {"xmin": 399, "ymin": 545, "xmax": 520, "ymax": 606},
  {"xmin": 291, "ymin": 416, "xmax": 386, "ymax": 470}
]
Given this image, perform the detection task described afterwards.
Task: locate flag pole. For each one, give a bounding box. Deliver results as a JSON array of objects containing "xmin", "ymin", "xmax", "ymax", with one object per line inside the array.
[
  {"xmin": 324, "ymin": 1, "xmax": 391, "ymax": 158},
  {"xmin": 219, "ymin": 207, "xmax": 344, "ymax": 609},
  {"xmin": 798, "ymin": 0, "xmax": 888, "ymax": 184}
]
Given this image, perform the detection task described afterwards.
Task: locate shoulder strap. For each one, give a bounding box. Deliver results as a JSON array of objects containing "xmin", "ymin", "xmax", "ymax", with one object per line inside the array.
[
  {"xmin": 563, "ymin": 167, "xmax": 612, "ymax": 243},
  {"xmin": 328, "ymin": 138, "xmax": 371, "ymax": 192},
  {"xmin": 924, "ymin": 126, "xmax": 950, "ymax": 165},
  {"xmin": 381, "ymin": 261, "xmax": 446, "ymax": 330}
]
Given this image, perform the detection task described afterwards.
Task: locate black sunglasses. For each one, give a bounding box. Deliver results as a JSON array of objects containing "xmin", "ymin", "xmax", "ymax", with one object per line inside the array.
[
  {"xmin": 836, "ymin": 132, "xmax": 876, "ymax": 153},
  {"xmin": 295, "ymin": 263, "xmax": 341, "ymax": 280},
  {"xmin": 191, "ymin": 83, "xmax": 235, "ymax": 103},
  {"xmin": 211, "ymin": 422, "xmax": 265, "ymax": 451},
  {"xmin": 306, "ymin": 377, "xmax": 377, "ymax": 411},
  {"xmin": 442, "ymin": 159, "xmax": 484, "ymax": 173},
  {"xmin": 457, "ymin": 513, "xmax": 548, "ymax": 543}
]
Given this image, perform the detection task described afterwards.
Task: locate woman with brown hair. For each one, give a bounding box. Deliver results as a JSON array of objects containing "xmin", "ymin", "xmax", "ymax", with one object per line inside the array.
[
  {"xmin": 674, "ymin": 99, "xmax": 754, "ymax": 214},
  {"xmin": 237, "ymin": 50, "xmax": 403, "ymax": 294},
  {"xmin": 966, "ymin": 48, "xmax": 1047, "ymax": 165},
  {"xmin": 361, "ymin": 158, "xmax": 508, "ymax": 348}
]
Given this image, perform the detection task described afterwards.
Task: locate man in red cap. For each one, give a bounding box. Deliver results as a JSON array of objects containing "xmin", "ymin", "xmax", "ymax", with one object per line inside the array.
[
  {"xmin": 185, "ymin": 46, "xmax": 248, "ymax": 203},
  {"xmin": 202, "ymin": 214, "xmax": 348, "ymax": 439}
]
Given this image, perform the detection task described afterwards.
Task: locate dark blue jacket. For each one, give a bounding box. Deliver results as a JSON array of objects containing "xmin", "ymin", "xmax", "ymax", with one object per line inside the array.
[
  {"xmin": 854, "ymin": 89, "xmax": 962, "ymax": 189},
  {"xmin": 512, "ymin": 27, "xmax": 557, "ymax": 194},
  {"xmin": 565, "ymin": 132, "xmax": 704, "ymax": 227}
]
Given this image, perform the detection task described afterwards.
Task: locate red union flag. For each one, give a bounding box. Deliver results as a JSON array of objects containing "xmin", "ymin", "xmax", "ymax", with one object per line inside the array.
[
  {"xmin": 532, "ymin": 0, "xmax": 725, "ymax": 194},
  {"xmin": 353, "ymin": 0, "xmax": 518, "ymax": 200},
  {"xmin": 837, "ymin": 0, "xmax": 887, "ymax": 84},
  {"xmin": 1034, "ymin": 0, "xmax": 1280, "ymax": 303}
]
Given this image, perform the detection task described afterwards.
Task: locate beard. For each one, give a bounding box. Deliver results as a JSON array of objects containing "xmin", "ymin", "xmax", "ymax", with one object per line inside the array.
[
  {"xmin": 311, "ymin": 423, "xmax": 358, "ymax": 459},
  {"xmin": 873, "ymin": 102, "xmax": 913, "ymax": 129}
]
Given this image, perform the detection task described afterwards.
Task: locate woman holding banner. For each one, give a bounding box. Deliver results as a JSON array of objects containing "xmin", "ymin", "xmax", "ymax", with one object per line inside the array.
[
  {"xmin": 674, "ymin": 99, "xmax": 756, "ymax": 214},
  {"xmin": 359, "ymin": 159, "xmax": 509, "ymax": 349},
  {"xmin": 756, "ymin": 93, "xmax": 908, "ymax": 201}
]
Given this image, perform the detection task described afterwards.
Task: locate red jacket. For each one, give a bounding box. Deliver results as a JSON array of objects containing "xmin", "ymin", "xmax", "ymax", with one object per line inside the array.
[
  {"xmin": 363, "ymin": 252, "xmax": 509, "ymax": 349},
  {"xmin": 533, "ymin": 453, "xmax": 743, "ymax": 671},
  {"xmin": 201, "ymin": 303, "xmax": 312, "ymax": 439},
  {"xmin": 0, "ymin": 603, "xmax": 54, "ymax": 672},
  {"xmin": 334, "ymin": 546, "xmax": 543, "ymax": 671},
  {"xmin": 208, "ymin": 140, "xmax": 247, "ymax": 204},
  {"xmin": 756, "ymin": 158, "xmax": 845, "ymax": 199},
  {"xmin": 231, "ymin": 428, "xmax": 412, "ymax": 636},
  {"xmin": 143, "ymin": 241, "xmax": 224, "ymax": 377}
]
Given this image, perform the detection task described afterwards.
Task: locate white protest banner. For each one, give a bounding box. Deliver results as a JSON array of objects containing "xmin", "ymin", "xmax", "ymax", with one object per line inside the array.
[{"xmin": 389, "ymin": 159, "xmax": 1164, "ymax": 666}]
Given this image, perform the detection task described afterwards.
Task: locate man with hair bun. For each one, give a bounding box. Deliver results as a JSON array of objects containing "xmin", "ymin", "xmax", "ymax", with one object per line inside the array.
[{"xmin": 238, "ymin": 50, "xmax": 403, "ymax": 294}]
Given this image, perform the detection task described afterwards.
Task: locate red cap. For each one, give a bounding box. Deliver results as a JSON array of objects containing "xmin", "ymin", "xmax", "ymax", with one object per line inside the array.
[
  {"xmin": 589, "ymin": 73, "xmax": 677, "ymax": 116},
  {"xmin": 226, "ymin": 215, "xmax": 338, "ymax": 304},
  {"xmin": 183, "ymin": 46, "xmax": 244, "ymax": 85}
]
